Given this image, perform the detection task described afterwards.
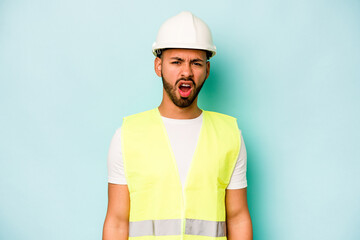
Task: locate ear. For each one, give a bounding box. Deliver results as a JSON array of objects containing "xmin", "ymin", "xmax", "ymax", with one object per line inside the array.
[
  {"xmin": 154, "ymin": 57, "xmax": 162, "ymax": 77},
  {"xmin": 205, "ymin": 61, "xmax": 210, "ymax": 80}
]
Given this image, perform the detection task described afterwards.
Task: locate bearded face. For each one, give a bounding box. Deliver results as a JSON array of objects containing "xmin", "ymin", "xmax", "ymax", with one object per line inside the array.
[
  {"xmin": 156, "ymin": 49, "xmax": 210, "ymax": 109},
  {"xmin": 161, "ymin": 75, "xmax": 206, "ymax": 108}
]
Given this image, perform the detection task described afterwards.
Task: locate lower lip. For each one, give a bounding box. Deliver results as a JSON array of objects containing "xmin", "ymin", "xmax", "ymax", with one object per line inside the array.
[{"xmin": 178, "ymin": 87, "xmax": 192, "ymax": 97}]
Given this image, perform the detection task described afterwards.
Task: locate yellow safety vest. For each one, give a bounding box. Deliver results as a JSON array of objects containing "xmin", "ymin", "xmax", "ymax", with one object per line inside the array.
[{"xmin": 121, "ymin": 107, "xmax": 241, "ymax": 240}]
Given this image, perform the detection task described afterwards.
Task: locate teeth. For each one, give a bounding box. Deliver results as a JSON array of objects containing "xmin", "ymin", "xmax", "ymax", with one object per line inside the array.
[{"xmin": 181, "ymin": 84, "xmax": 191, "ymax": 87}]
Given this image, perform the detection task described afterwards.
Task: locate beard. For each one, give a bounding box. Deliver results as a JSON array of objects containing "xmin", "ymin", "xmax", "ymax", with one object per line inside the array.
[{"xmin": 161, "ymin": 74, "xmax": 206, "ymax": 108}]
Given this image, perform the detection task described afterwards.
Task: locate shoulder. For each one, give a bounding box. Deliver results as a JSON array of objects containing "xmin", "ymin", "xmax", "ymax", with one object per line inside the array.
[
  {"xmin": 123, "ymin": 108, "xmax": 156, "ymax": 121},
  {"xmin": 121, "ymin": 108, "xmax": 159, "ymax": 133},
  {"xmin": 204, "ymin": 110, "xmax": 236, "ymax": 119},
  {"xmin": 122, "ymin": 108, "xmax": 159, "ymax": 127},
  {"xmin": 203, "ymin": 110, "xmax": 238, "ymax": 125},
  {"xmin": 204, "ymin": 110, "xmax": 239, "ymax": 136}
]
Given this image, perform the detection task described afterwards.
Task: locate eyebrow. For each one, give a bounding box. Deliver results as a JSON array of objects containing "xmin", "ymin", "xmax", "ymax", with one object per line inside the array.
[{"xmin": 170, "ymin": 57, "xmax": 205, "ymax": 62}]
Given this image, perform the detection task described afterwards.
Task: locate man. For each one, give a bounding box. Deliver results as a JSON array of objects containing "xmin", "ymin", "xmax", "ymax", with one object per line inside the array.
[{"xmin": 103, "ymin": 11, "xmax": 253, "ymax": 240}]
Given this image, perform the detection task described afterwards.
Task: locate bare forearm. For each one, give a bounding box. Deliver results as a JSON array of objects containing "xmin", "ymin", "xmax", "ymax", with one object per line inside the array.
[
  {"xmin": 102, "ymin": 218, "xmax": 129, "ymax": 240},
  {"xmin": 227, "ymin": 216, "xmax": 253, "ymax": 240}
]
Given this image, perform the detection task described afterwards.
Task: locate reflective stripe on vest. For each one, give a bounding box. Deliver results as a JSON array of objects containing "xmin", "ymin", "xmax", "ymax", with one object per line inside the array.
[
  {"xmin": 129, "ymin": 219, "xmax": 181, "ymax": 237},
  {"xmin": 122, "ymin": 108, "xmax": 240, "ymax": 239},
  {"xmin": 129, "ymin": 218, "xmax": 226, "ymax": 237}
]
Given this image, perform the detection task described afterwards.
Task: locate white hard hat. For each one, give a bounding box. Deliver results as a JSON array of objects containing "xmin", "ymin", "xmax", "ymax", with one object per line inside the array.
[{"xmin": 152, "ymin": 11, "xmax": 216, "ymax": 59}]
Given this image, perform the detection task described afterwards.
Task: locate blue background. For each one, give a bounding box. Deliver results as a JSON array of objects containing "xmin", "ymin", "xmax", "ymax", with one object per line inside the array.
[{"xmin": 1, "ymin": 0, "xmax": 359, "ymax": 239}]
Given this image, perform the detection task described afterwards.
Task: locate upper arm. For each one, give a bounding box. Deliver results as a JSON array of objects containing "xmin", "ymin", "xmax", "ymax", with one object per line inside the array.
[
  {"xmin": 227, "ymin": 130, "xmax": 247, "ymax": 189},
  {"xmin": 107, "ymin": 128, "xmax": 128, "ymax": 184},
  {"xmin": 105, "ymin": 183, "xmax": 130, "ymax": 223},
  {"xmin": 103, "ymin": 183, "xmax": 130, "ymax": 239},
  {"xmin": 225, "ymin": 188, "xmax": 249, "ymax": 222},
  {"xmin": 225, "ymin": 188, "xmax": 253, "ymax": 239}
]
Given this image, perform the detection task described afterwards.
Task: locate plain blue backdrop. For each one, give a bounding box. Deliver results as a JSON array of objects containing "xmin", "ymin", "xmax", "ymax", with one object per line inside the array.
[{"xmin": 1, "ymin": 0, "xmax": 359, "ymax": 239}]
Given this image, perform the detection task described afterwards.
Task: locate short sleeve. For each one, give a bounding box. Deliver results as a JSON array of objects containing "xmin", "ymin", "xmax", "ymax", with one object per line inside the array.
[
  {"xmin": 107, "ymin": 127, "xmax": 127, "ymax": 184},
  {"xmin": 226, "ymin": 129, "xmax": 248, "ymax": 189}
]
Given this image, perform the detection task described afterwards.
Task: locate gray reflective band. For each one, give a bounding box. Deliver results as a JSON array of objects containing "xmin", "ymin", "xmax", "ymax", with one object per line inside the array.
[
  {"xmin": 185, "ymin": 218, "xmax": 227, "ymax": 237},
  {"xmin": 129, "ymin": 219, "xmax": 182, "ymax": 237},
  {"xmin": 129, "ymin": 218, "xmax": 226, "ymax": 237}
]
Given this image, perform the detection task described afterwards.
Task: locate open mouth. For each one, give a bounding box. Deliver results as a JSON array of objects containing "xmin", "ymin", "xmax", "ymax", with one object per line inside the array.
[{"xmin": 178, "ymin": 83, "xmax": 192, "ymax": 97}]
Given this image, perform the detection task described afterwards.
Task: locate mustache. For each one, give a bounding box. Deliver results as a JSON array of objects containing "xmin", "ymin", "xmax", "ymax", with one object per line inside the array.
[{"xmin": 175, "ymin": 77, "xmax": 195, "ymax": 86}]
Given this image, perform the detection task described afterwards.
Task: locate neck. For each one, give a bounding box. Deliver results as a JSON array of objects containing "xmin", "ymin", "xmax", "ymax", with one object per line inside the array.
[{"xmin": 158, "ymin": 98, "xmax": 202, "ymax": 119}]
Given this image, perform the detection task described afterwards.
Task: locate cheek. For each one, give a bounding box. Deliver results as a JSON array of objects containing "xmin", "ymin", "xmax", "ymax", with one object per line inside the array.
[
  {"xmin": 162, "ymin": 67, "xmax": 179, "ymax": 80},
  {"xmin": 195, "ymin": 69, "xmax": 207, "ymax": 79}
]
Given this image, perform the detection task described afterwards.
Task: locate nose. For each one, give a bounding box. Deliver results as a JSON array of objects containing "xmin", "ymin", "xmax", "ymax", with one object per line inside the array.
[{"xmin": 180, "ymin": 62, "xmax": 194, "ymax": 78}]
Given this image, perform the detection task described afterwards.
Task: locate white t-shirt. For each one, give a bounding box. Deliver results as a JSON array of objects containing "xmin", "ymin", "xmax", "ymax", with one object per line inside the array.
[{"xmin": 107, "ymin": 112, "xmax": 247, "ymax": 189}]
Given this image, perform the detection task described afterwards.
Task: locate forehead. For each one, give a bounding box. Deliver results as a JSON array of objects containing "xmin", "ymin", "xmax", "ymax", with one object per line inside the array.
[{"xmin": 162, "ymin": 48, "xmax": 207, "ymax": 60}]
